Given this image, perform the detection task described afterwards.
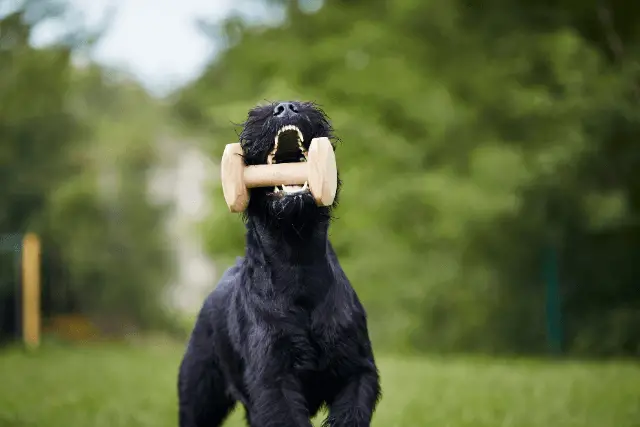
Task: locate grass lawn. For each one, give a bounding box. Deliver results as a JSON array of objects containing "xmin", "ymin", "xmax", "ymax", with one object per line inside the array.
[{"xmin": 0, "ymin": 340, "xmax": 638, "ymax": 427}]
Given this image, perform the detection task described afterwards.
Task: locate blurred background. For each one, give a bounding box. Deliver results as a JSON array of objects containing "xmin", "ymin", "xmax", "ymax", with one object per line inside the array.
[{"xmin": 1, "ymin": 0, "xmax": 639, "ymax": 426}]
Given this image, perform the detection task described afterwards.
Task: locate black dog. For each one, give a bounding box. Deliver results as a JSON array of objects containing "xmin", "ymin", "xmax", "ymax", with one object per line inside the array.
[{"xmin": 178, "ymin": 101, "xmax": 381, "ymax": 427}]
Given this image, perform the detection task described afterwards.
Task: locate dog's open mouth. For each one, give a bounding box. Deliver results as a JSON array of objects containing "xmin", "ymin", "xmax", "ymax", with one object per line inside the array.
[{"xmin": 267, "ymin": 125, "xmax": 309, "ymax": 195}]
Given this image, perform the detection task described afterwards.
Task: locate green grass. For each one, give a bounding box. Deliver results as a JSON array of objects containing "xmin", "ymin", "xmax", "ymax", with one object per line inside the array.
[{"xmin": 0, "ymin": 341, "xmax": 638, "ymax": 427}]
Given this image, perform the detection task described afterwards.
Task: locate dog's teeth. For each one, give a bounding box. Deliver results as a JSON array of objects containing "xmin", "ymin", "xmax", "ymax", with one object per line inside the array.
[
  {"xmin": 277, "ymin": 125, "xmax": 301, "ymax": 136},
  {"xmin": 282, "ymin": 184, "xmax": 304, "ymax": 194},
  {"xmin": 274, "ymin": 186, "xmax": 281, "ymax": 193},
  {"xmin": 270, "ymin": 135, "xmax": 279, "ymax": 162},
  {"xmin": 302, "ymin": 181, "xmax": 308, "ymax": 191}
]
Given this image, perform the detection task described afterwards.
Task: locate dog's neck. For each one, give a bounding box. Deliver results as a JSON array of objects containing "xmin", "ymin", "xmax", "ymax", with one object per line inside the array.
[
  {"xmin": 243, "ymin": 214, "xmax": 337, "ymax": 302},
  {"xmin": 245, "ymin": 215, "xmax": 330, "ymax": 265}
]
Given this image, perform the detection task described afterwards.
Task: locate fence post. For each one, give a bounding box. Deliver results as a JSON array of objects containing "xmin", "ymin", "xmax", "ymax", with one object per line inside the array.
[
  {"xmin": 543, "ymin": 243, "xmax": 563, "ymax": 355},
  {"xmin": 22, "ymin": 233, "xmax": 41, "ymax": 350}
]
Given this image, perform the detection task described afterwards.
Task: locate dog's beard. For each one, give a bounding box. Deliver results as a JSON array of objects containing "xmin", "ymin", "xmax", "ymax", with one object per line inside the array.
[{"xmin": 250, "ymin": 188, "xmax": 328, "ymax": 223}]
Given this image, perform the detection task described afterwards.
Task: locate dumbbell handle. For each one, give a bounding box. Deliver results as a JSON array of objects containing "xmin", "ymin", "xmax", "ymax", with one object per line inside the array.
[{"xmin": 244, "ymin": 163, "xmax": 308, "ymax": 188}]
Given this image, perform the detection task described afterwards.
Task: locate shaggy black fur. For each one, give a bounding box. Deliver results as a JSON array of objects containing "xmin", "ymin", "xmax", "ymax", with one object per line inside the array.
[{"xmin": 178, "ymin": 101, "xmax": 381, "ymax": 427}]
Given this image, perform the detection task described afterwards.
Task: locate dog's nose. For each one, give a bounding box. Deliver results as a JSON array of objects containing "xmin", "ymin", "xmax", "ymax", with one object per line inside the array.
[{"xmin": 273, "ymin": 102, "xmax": 299, "ymax": 117}]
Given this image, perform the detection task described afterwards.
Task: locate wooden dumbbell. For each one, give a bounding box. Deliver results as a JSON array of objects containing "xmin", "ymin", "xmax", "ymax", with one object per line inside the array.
[{"xmin": 220, "ymin": 137, "xmax": 337, "ymax": 213}]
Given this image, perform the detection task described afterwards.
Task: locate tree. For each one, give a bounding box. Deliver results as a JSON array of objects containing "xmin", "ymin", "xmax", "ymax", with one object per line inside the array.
[
  {"xmin": 0, "ymin": 2, "xmax": 180, "ymax": 339},
  {"xmin": 174, "ymin": 0, "xmax": 640, "ymax": 355}
]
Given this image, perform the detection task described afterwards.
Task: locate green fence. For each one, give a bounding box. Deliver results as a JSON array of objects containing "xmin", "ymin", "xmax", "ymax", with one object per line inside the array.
[{"xmin": 0, "ymin": 234, "xmax": 23, "ymax": 343}]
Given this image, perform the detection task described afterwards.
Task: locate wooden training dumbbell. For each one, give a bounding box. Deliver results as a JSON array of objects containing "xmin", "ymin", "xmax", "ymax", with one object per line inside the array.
[{"xmin": 220, "ymin": 137, "xmax": 337, "ymax": 213}]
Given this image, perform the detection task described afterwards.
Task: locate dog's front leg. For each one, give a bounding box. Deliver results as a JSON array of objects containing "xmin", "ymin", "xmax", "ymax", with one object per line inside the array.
[
  {"xmin": 244, "ymin": 333, "xmax": 313, "ymax": 427},
  {"xmin": 323, "ymin": 366, "xmax": 381, "ymax": 427},
  {"xmin": 245, "ymin": 371, "xmax": 312, "ymax": 427}
]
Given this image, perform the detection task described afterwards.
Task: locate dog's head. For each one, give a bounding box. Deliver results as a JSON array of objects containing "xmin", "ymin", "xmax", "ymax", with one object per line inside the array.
[{"xmin": 239, "ymin": 101, "xmax": 340, "ymax": 225}]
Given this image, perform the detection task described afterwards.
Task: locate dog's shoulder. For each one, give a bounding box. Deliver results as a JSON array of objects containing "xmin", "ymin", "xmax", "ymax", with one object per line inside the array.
[
  {"xmin": 216, "ymin": 256, "xmax": 245, "ymax": 292},
  {"xmin": 200, "ymin": 256, "xmax": 245, "ymax": 311},
  {"xmin": 331, "ymin": 246, "xmax": 371, "ymax": 325}
]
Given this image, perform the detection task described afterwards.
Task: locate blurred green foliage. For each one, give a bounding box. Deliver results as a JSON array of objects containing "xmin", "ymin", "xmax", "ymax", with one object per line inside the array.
[
  {"xmin": 175, "ymin": 0, "xmax": 640, "ymax": 355},
  {"xmin": 0, "ymin": 2, "xmax": 178, "ymax": 334},
  {"xmin": 2, "ymin": 0, "xmax": 639, "ymax": 356}
]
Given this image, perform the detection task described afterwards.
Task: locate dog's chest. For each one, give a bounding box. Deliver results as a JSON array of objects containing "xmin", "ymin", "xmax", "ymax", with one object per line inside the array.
[
  {"xmin": 264, "ymin": 264, "xmax": 354, "ymax": 375},
  {"xmin": 286, "ymin": 303, "xmax": 352, "ymax": 377}
]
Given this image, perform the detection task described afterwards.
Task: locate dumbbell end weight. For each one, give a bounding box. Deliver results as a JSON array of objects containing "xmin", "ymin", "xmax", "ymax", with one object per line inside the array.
[
  {"xmin": 220, "ymin": 143, "xmax": 249, "ymax": 213},
  {"xmin": 307, "ymin": 137, "xmax": 337, "ymax": 206}
]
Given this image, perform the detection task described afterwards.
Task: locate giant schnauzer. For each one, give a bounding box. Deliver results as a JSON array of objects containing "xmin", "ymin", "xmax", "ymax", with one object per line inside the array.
[{"xmin": 178, "ymin": 101, "xmax": 381, "ymax": 427}]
